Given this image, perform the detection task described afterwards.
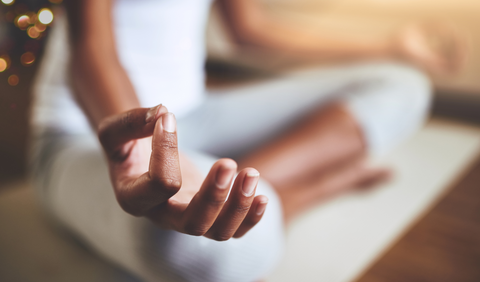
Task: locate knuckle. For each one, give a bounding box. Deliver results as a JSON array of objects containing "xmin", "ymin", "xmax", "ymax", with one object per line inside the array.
[
  {"xmin": 97, "ymin": 119, "xmax": 111, "ymax": 147},
  {"xmin": 121, "ymin": 111, "xmax": 135, "ymax": 129},
  {"xmin": 157, "ymin": 179, "xmax": 182, "ymax": 195},
  {"xmin": 149, "ymin": 174, "xmax": 182, "ymax": 195},
  {"xmin": 233, "ymin": 204, "xmax": 251, "ymax": 215},
  {"xmin": 212, "ymin": 231, "xmax": 233, "ymax": 242},
  {"xmin": 160, "ymin": 140, "xmax": 178, "ymax": 150},
  {"xmin": 183, "ymin": 223, "xmax": 210, "ymax": 236},
  {"xmin": 203, "ymin": 194, "xmax": 226, "ymax": 208},
  {"xmin": 233, "ymin": 233, "xmax": 245, "ymax": 239},
  {"xmin": 116, "ymin": 194, "xmax": 144, "ymax": 217}
]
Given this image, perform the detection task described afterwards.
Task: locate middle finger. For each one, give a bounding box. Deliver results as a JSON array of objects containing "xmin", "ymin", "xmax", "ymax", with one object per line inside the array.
[{"xmin": 205, "ymin": 168, "xmax": 259, "ymax": 241}]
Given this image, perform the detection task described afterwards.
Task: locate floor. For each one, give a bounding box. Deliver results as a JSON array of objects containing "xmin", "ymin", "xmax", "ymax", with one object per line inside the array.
[
  {"xmin": 0, "ymin": 181, "xmax": 141, "ymax": 282},
  {"xmin": 357, "ymin": 156, "xmax": 480, "ymax": 282},
  {"xmin": 267, "ymin": 119, "xmax": 480, "ymax": 282}
]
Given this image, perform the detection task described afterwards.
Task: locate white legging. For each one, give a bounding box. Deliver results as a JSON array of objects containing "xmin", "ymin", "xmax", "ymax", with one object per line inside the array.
[{"xmin": 32, "ymin": 62, "xmax": 431, "ymax": 282}]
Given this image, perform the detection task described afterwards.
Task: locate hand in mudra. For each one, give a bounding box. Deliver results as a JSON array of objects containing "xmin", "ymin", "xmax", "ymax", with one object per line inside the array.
[
  {"xmin": 394, "ymin": 22, "xmax": 468, "ymax": 74},
  {"xmin": 98, "ymin": 104, "xmax": 268, "ymax": 241}
]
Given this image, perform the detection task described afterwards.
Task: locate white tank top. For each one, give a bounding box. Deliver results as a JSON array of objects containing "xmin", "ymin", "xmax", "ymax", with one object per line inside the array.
[{"xmin": 32, "ymin": 0, "xmax": 213, "ymax": 134}]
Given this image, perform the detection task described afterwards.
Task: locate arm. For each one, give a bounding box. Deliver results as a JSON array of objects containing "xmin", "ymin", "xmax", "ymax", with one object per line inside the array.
[
  {"xmin": 217, "ymin": 0, "xmax": 391, "ymax": 60},
  {"xmin": 64, "ymin": 0, "xmax": 268, "ymax": 240},
  {"xmin": 65, "ymin": 0, "xmax": 139, "ymax": 128},
  {"xmin": 218, "ymin": 0, "xmax": 466, "ymax": 73}
]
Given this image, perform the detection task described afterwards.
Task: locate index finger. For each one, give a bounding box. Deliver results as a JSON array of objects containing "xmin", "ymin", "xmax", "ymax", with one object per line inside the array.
[
  {"xmin": 98, "ymin": 104, "xmax": 168, "ymax": 160},
  {"xmin": 116, "ymin": 112, "xmax": 182, "ymax": 216}
]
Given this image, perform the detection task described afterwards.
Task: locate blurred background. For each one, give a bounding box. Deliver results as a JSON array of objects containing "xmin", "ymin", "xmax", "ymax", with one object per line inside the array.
[{"xmin": 1, "ymin": 0, "xmax": 480, "ymax": 281}]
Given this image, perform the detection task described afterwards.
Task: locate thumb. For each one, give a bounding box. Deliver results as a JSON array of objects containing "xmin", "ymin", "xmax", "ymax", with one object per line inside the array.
[{"xmin": 98, "ymin": 104, "xmax": 167, "ymax": 161}]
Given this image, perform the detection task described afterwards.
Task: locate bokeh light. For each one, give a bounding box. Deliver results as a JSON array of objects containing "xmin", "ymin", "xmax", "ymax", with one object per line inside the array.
[
  {"xmin": 0, "ymin": 55, "xmax": 11, "ymax": 69},
  {"xmin": 34, "ymin": 22, "xmax": 47, "ymax": 32},
  {"xmin": 8, "ymin": 75, "xmax": 19, "ymax": 86},
  {"xmin": 38, "ymin": 8, "xmax": 53, "ymax": 25},
  {"xmin": 27, "ymin": 26, "xmax": 40, "ymax": 38},
  {"xmin": 20, "ymin": 52, "xmax": 35, "ymax": 65},
  {"xmin": 25, "ymin": 11, "xmax": 37, "ymax": 23},
  {"xmin": 0, "ymin": 58, "xmax": 7, "ymax": 72},
  {"xmin": 1, "ymin": 0, "xmax": 15, "ymax": 6},
  {"xmin": 16, "ymin": 15, "xmax": 30, "ymax": 30}
]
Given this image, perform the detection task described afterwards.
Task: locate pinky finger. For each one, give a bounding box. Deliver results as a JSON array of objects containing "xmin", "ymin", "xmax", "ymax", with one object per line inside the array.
[{"xmin": 233, "ymin": 196, "xmax": 268, "ymax": 238}]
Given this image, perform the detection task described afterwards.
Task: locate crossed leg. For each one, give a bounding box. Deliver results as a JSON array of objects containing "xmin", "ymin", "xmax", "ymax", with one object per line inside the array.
[
  {"xmin": 179, "ymin": 61, "xmax": 432, "ymax": 223},
  {"xmin": 32, "ymin": 62, "xmax": 431, "ymax": 282},
  {"xmin": 238, "ymin": 104, "xmax": 390, "ymax": 222}
]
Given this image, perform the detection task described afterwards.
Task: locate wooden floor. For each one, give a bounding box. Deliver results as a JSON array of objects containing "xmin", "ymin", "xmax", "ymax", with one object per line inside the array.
[{"xmin": 356, "ymin": 156, "xmax": 480, "ymax": 282}]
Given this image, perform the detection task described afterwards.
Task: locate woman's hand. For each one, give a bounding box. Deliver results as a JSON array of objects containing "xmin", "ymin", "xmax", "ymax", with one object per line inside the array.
[
  {"xmin": 98, "ymin": 105, "xmax": 269, "ymax": 240},
  {"xmin": 393, "ymin": 23, "xmax": 468, "ymax": 74}
]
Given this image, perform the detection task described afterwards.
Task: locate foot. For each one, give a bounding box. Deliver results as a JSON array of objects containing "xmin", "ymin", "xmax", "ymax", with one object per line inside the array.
[{"xmin": 276, "ymin": 160, "xmax": 391, "ymax": 223}]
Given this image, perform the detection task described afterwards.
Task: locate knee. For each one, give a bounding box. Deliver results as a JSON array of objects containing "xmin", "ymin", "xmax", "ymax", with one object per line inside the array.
[
  {"xmin": 345, "ymin": 63, "xmax": 433, "ymax": 154},
  {"xmin": 378, "ymin": 63, "xmax": 432, "ymax": 119},
  {"xmin": 147, "ymin": 182, "xmax": 285, "ymax": 282},
  {"xmin": 152, "ymin": 231, "xmax": 284, "ymax": 282}
]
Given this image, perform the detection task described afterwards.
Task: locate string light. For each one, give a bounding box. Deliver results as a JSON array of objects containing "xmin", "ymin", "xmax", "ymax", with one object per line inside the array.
[
  {"xmin": 16, "ymin": 15, "xmax": 30, "ymax": 30},
  {"xmin": 1, "ymin": 2, "xmax": 59, "ymax": 86},
  {"xmin": 0, "ymin": 59, "xmax": 7, "ymax": 72},
  {"xmin": 21, "ymin": 52, "xmax": 35, "ymax": 65},
  {"xmin": 38, "ymin": 8, "xmax": 53, "ymax": 25},
  {"xmin": 8, "ymin": 75, "xmax": 19, "ymax": 86},
  {"xmin": 1, "ymin": 0, "xmax": 15, "ymax": 6},
  {"xmin": 34, "ymin": 22, "xmax": 47, "ymax": 32},
  {"xmin": 0, "ymin": 55, "xmax": 11, "ymax": 71},
  {"xmin": 27, "ymin": 26, "xmax": 40, "ymax": 38}
]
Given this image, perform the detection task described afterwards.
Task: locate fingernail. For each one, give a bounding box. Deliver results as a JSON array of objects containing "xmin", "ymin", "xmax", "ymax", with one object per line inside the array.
[
  {"xmin": 145, "ymin": 104, "xmax": 162, "ymax": 123},
  {"xmin": 162, "ymin": 113, "xmax": 176, "ymax": 133},
  {"xmin": 242, "ymin": 171, "xmax": 259, "ymax": 196},
  {"xmin": 256, "ymin": 200, "xmax": 268, "ymax": 215},
  {"xmin": 215, "ymin": 165, "xmax": 236, "ymax": 189}
]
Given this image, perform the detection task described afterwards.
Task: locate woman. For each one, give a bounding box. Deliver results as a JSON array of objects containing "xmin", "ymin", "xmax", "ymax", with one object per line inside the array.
[{"xmin": 31, "ymin": 0, "xmax": 464, "ymax": 281}]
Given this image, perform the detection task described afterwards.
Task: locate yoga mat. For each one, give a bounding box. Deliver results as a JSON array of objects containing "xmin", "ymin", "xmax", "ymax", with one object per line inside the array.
[{"xmin": 267, "ymin": 119, "xmax": 480, "ymax": 282}]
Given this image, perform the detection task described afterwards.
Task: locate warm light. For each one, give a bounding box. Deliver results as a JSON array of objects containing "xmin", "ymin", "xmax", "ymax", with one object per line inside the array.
[
  {"xmin": 1, "ymin": 0, "xmax": 15, "ymax": 5},
  {"xmin": 26, "ymin": 11, "xmax": 37, "ymax": 23},
  {"xmin": 34, "ymin": 22, "xmax": 47, "ymax": 32},
  {"xmin": 0, "ymin": 58, "xmax": 6, "ymax": 72},
  {"xmin": 16, "ymin": 15, "xmax": 30, "ymax": 30},
  {"xmin": 38, "ymin": 8, "xmax": 54, "ymax": 25},
  {"xmin": 27, "ymin": 26, "xmax": 40, "ymax": 38},
  {"xmin": 1, "ymin": 55, "xmax": 11, "ymax": 69},
  {"xmin": 21, "ymin": 52, "xmax": 36, "ymax": 65},
  {"xmin": 8, "ymin": 75, "xmax": 19, "ymax": 86}
]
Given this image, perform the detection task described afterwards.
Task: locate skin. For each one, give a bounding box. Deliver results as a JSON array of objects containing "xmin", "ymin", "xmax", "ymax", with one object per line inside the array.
[
  {"xmin": 218, "ymin": 0, "xmax": 467, "ymax": 73},
  {"xmin": 64, "ymin": 0, "xmax": 467, "ymax": 240},
  {"xmin": 218, "ymin": 0, "xmax": 467, "ymax": 222},
  {"xmin": 66, "ymin": 0, "xmax": 267, "ymax": 241}
]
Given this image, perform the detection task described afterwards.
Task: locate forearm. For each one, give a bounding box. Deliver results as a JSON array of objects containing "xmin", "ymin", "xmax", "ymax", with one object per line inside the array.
[
  {"xmin": 219, "ymin": 0, "xmax": 394, "ymax": 60},
  {"xmin": 70, "ymin": 45, "xmax": 140, "ymax": 128},
  {"xmin": 66, "ymin": 0, "xmax": 139, "ymax": 129},
  {"xmin": 238, "ymin": 21, "xmax": 393, "ymax": 59}
]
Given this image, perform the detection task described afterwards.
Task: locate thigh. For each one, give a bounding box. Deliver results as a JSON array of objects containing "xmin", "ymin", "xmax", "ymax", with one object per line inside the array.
[
  {"xmin": 177, "ymin": 61, "xmax": 421, "ymax": 158},
  {"xmin": 35, "ymin": 134, "xmax": 285, "ymax": 282}
]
